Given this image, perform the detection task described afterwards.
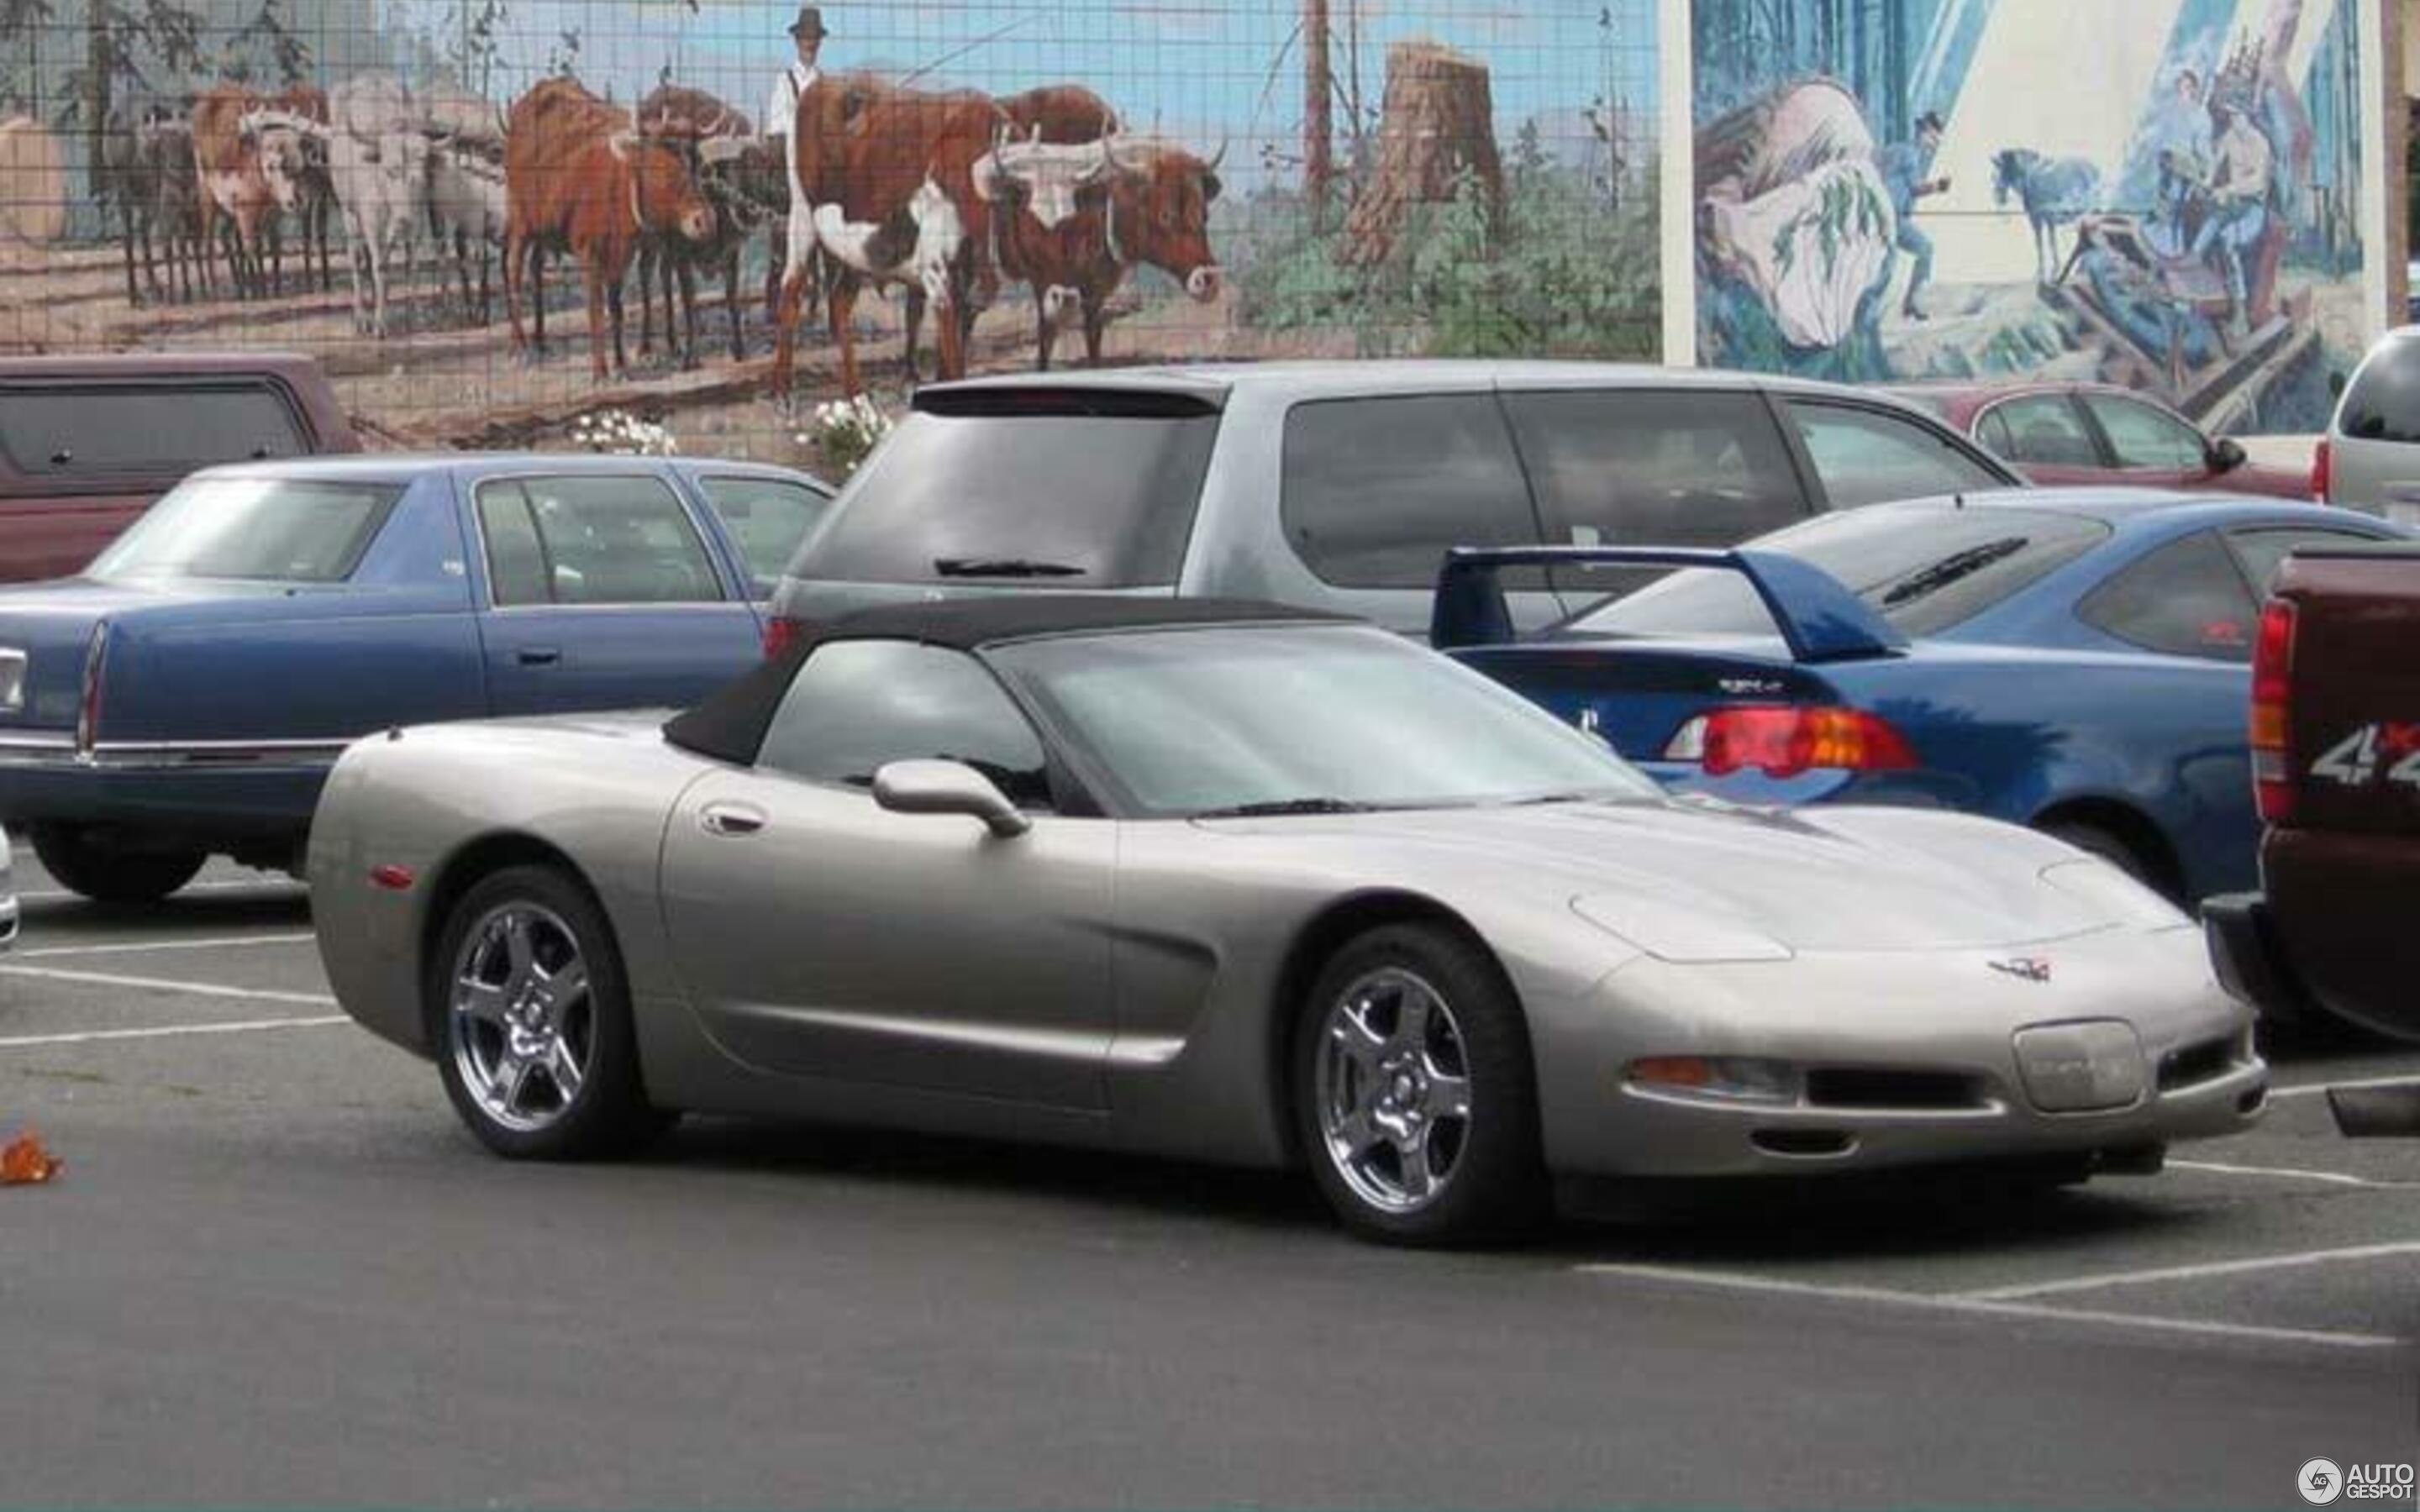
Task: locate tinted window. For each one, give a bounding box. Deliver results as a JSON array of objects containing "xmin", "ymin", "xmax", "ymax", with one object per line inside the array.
[
  {"xmin": 0, "ymin": 385, "xmax": 308, "ymax": 477},
  {"xmin": 1571, "ymin": 506, "xmax": 2113, "ymax": 639},
  {"xmin": 1786, "ymin": 401, "xmax": 2009, "ymax": 507},
  {"xmin": 1983, "ymin": 396, "xmax": 2101, "ymax": 470},
  {"xmin": 88, "ymin": 477, "xmax": 400, "ymax": 583},
  {"xmin": 2338, "ymin": 334, "xmax": 2420, "ymax": 444},
  {"xmin": 992, "ymin": 625, "xmax": 1655, "ymax": 816},
  {"xmin": 2077, "ymin": 531, "xmax": 2258, "ymax": 661},
  {"xmin": 701, "ymin": 475, "xmax": 832, "ymax": 594},
  {"xmin": 2085, "ymin": 395, "xmax": 2207, "ymax": 471},
  {"xmin": 796, "ymin": 407, "xmax": 1216, "ymax": 587},
  {"xmin": 2227, "ymin": 526, "xmax": 2386, "ymax": 595},
  {"xmin": 759, "ymin": 640, "xmax": 1052, "ymax": 808},
  {"xmin": 1281, "ymin": 395, "xmax": 1539, "ymax": 588},
  {"xmin": 476, "ymin": 475, "xmax": 723, "ymax": 607},
  {"xmin": 1502, "ymin": 389, "xmax": 1803, "ymax": 549}
]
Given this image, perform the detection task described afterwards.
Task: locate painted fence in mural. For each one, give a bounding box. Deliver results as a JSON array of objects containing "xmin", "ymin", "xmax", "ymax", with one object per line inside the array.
[
  {"xmin": 1692, "ymin": 0, "xmax": 2373, "ymax": 435},
  {"xmin": 0, "ymin": 0, "xmax": 1661, "ymax": 462}
]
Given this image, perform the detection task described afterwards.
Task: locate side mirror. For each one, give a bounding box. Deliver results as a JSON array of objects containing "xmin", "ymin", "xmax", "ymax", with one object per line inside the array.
[
  {"xmin": 2209, "ymin": 436, "xmax": 2248, "ymax": 473},
  {"xmin": 871, "ymin": 759, "xmax": 1030, "ymax": 837}
]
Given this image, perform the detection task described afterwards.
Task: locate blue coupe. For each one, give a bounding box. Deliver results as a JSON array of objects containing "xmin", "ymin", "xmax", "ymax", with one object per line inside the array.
[
  {"xmin": 1437, "ymin": 491, "xmax": 2409, "ymax": 906},
  {"xmin": 0, "ymin": 453, "xmax": 831, "ymax": 901}
]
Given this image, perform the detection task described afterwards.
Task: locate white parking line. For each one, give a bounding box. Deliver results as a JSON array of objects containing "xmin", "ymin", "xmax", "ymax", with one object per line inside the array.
[
  {"xmin": 2172, "ymin": 1158, "xmax": 2420, "ymax": 1190},
  {"xmin": 0, "ymin": 961, "xmax": 336, "ymax": 1006},
  {"xmin": 1576, "ymin": 1263, "xmax": 2402, "ymax": 1350},
  {"xmin": 13, "ymin": 932, "xmax": 318, "ymax": 958},
  {"xmin": 2271, "ymin": 1074, "xmax": 2420, "ymax": 1100},
  {"xmin": 1959, "ymin": 1242, "xmax": 2420, "ymax": 1302},
  {"xmin": 0, "ymin": 1016, "xmax": 350, "ymax": 1047}
]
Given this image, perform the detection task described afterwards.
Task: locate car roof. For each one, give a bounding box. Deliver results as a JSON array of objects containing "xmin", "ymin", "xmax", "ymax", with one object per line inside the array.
[
  {"xmin": 185, "ymin": 453, "xmax": 826, "ymax": 486},
  {"xmin": 0, "ymin": 351, "xmax": 332, "ymax": 381},
  {"xmin": 920, "ymin": 359, "xmax": 1941, "ymax": 408},
  {"xmin": 662, "ymin": 596, "xmax": 1352, "ymax": 765},
  {"xmin": 1846, "ymin": 486, "xmax": 2370, "ymax": 533}
]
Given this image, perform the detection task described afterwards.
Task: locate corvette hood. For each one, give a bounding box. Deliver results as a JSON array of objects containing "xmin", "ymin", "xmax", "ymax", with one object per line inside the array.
[{"xmin": 1198, "ymin": 798, "xmax": 2148, "ymax": 954}]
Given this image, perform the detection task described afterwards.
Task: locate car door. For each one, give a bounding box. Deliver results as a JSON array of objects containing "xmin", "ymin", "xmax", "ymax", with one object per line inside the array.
[
  {"xmin": 1973, "ymin": 393, "xmax": 2112, "ymax": 486},
  {"xmin": 2079, "ymin": 392, "xmax": 2216, "ymax": 491},
  {"xmin": 469, "ymin": 470, "xmax": 764, "ymax": 715},
  {"xmin": 658, "ymin": 638, "xmax": 1116, "ymax": 1110}
]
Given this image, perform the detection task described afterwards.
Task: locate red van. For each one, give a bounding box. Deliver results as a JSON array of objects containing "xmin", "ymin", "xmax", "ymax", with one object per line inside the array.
[{"xmin": 0, "ymin": 354, "xmax": 360, "ymax": 582}]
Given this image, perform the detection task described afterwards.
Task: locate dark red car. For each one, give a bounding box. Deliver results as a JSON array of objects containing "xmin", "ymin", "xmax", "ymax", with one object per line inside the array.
[
  {"xmin": 1885, "ymin": 381, "xmax": 2308, "ymax": 499},
  {"xmin": 0, "ymin": 353, "xmax": 360, "ymax": 583}
]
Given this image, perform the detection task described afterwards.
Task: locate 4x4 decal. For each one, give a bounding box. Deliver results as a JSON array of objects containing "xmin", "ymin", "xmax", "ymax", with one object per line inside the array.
[{"xmin": 2310, "ymin": 722, "xmax": 2420, "ymax": 790}]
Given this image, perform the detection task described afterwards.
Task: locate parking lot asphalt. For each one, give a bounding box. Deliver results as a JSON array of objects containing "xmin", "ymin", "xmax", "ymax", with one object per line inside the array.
[{"xmin": 3, "ymin": 852, "xmax": 2417, "ymax": 1507}]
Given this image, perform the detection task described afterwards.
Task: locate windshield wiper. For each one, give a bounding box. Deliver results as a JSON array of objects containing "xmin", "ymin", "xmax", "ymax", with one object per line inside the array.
[
  {"xmin": 1191, "ymin": 796, "xmax": 1380, "ymax": 819},
  {"xmin": 1878, "ymin": 537, "xmax": 2028, "ymax": 608},
  {"xmin": 934, "ymin": 557, "xmax": 1086, "ymax": 578}
]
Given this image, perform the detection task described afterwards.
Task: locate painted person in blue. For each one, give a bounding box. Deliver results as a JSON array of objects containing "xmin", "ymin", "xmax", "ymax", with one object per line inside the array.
[{"xmin": 1878, "ymin": 111, "xmax": 1949, "ymax": 321}]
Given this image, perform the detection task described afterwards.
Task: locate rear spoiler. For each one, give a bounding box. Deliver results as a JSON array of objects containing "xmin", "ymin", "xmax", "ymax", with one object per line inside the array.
[{"xmin": 1431, "ymin": 546, "xmax": 1907, "ymax": 663}]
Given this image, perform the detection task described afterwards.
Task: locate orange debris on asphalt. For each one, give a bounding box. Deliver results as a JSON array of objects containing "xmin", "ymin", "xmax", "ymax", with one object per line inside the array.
[{"xmin": 1, "ymin": 1129, "xmax": 60, "ymax": 1185}]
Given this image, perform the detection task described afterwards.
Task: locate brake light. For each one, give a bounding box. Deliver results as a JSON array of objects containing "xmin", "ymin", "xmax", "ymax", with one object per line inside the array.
[
  {"xmin": 762, "ymin": 614, "xmax": 804, "ymax": 660},
  {"xmin": 75, "ymin": 621, "xmax": 109, "ymax": 757},
  {"xmin": 2310, "ymin": 437, "xmax": 2331, "ymax": 502},
  {"xmin": 1665, "ymin": 706, "xmax": 1918, "ymax": 778},
  {"xmin": 2251, "ymin": 598, "xmax": 2296, "ymax": 823}
]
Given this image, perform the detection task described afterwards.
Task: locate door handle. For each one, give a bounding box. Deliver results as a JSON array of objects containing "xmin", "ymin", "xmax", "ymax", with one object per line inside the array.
[
  {"xmin": 699, "ymin": 802, "xmax": 766, "ymax": 837},
  {"xmin": 517, "ymin": 647, "xmax": 562, "ymax": 666}
]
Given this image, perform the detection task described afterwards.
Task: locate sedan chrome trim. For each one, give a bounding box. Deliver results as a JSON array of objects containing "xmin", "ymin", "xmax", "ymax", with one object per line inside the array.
[{"xmin": 0, "ymin": 734, "xmax": 349, "ymax": 769}]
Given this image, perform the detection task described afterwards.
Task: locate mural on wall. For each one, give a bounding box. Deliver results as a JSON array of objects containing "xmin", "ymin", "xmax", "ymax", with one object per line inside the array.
[
  {"xmin": 1693, "ymin": 0, "xmax": 2371, "ymax": 434},
  {"xmin": 0, "ymin": 0, "xmax": 1660, "ymax": 462}
]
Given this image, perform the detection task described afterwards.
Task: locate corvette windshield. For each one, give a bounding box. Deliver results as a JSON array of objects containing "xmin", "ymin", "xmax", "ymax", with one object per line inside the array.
[
  {"xmin": 91, "ymin": 476, "xmax": 404, "ymax": 584},
  {"xmin": 992, "ymin": 624, "xmax": 1660, "ymax": 816}
]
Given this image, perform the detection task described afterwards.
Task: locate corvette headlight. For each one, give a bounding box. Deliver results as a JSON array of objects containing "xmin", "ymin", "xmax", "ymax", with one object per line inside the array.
[
  {"xmin": 1571, "ymin": 892, "xmax": 1791, "ymax": 963},
  {"xmin": 2039, "ymin": 858, "xmax": 2189, "ymax": 932}
]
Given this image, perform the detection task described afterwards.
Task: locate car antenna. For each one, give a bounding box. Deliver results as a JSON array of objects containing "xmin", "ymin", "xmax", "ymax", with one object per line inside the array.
[{"xmin": 1954, "ymin": 491, "xmax": 1965, "ymax": 509}]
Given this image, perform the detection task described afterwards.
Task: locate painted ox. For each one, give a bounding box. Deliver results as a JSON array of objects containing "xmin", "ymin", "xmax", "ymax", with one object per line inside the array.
[
  {"xmin": 192, "ymin": 86, "xmax": 284, "ymax": 298},
  {"xmin": 503, "ymin": 77, "xmax": 718, "ymax": 381},
  {"xmin": 422, "ymin": 86, "xmax": 510, "ymax": 325},
  {"xmin": 245, "ymin": 74, "xmax": 439, "ymax": 337},
  {"xmin": 975, "ymin": 92, "xmax": 1224, "ymax": 370},
  {"xmin": 252, "ymin": 84, "xmax": 334, "ymax": 297},
  {"xmin": 634, "ymin": 85, "xmax": 776, "ymax": 367},
  {"xmin": 98, "ymin": 103, "xmax": 211, "ymax": 306},
  {"xmin": 774, "ymin": 73, "xmax": 1004, "ymax": 399}
]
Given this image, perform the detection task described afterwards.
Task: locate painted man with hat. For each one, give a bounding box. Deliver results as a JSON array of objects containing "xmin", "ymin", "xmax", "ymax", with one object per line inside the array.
[
  {"xmin": 1878, "ymin": 109, "xmax": 1950, "ymax": 322},
  {"xmin": 765, "ymin": 6, "xmax": 828, "ymax": 155}
]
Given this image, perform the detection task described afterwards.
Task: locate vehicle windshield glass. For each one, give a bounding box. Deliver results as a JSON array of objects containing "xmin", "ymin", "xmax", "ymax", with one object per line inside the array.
[
  {"xmin": 90, "ymin": 476, "xmax": 404, "ymax": 584},
  {"xmin": 991, "ymin": 624, "xmax": 1660, "ymax": 817},
  {"xmin": 792, "ymin": 399, "xmax": 1218, "ymax": 588},
  {"xmin": 1565, "ymin": 507, "xmax": 2113, "ymax": 639}
]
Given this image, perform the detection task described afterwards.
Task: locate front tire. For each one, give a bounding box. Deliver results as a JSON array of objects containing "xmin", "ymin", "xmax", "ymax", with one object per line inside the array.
[
  {"xmin": 29, "ymin": 825, "xmax": 207, "ymax": 905},
  {"xmin": 1292, "ymin": 923, "xmax": 1550, "ymax": 1246},
  {"xmin": 429, "ymin": 865, "xmax": 669, "ymax": 1160}
]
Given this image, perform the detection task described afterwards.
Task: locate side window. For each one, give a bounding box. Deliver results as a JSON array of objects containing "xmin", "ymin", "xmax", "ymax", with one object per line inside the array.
[
  {"xmin": 2227, "ymin": 527, "xmax": 2381, "ymax": 596},
  {"xmin": 1981, "ymin": 396, "xmax": 2101, "ymax": 470},
  {"xmin": 1785, "ymin": 401, "xmax": 2011, "ymax": 508},
  {"xmin": 2084, "ymin": 396, "xmax": 2208, "ymax": 472},
  {"xmin": 0, "ymin": 384, "xmax": 309, "ymax": 477},
  {"xmin": 2077, "ymin": 530, "xmax": 2259, "ymax": 662},
  {"xmin": 700, "ymin": 476, "xmax": 834, "ymax": 595},
  {"xmin": 1281, "ymin": 395, "xmax": 1539, "ymax": 589},
  {"xmin": 757, "ymin": 641, "xmax": 1054, "ymax": 809},
  {"xmin": 1502, "ymin": 389, "xmax": 1804, "ymax": 548},
  {"xmin": 476, "ymin": 475, "xmax": 723, "ymax": 606},
  {"xmin": 2337, "ymin": 336, "xmax": 2420, "ymax": 444}
]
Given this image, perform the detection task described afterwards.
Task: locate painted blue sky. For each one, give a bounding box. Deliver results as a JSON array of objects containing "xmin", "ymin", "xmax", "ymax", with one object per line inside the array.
[{"xmin": 373, "ymin": 0, "xmax": 1659, "ymax": 191}]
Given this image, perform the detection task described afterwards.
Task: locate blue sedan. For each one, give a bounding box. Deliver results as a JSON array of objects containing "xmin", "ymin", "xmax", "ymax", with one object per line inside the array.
[
  {"xmin": 1438, "ymin": 491, "xmax": 2410, "ymax": 906},
  {"xmin": 0, "ymin": 453, "xmax": 831, "ymax": 902}
]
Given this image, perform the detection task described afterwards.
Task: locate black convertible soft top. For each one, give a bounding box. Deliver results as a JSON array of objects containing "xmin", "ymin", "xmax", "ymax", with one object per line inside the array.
[{"xmin": 663, "ymin": 595, "xmax": 1349, "ymax": 765}]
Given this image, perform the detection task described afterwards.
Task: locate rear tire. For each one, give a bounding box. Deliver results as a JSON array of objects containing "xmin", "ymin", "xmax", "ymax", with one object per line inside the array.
[
  {"xmin": 29, "ymin": 825, "xmax": 207, "ymax": 905},
  {"xmin": 1292, "ymin": 923, "xmax": 1551, "ymax": 1247},
  {"xmin": 429, "ymin": 864, "xmax": 671, "ymax": 1160}
]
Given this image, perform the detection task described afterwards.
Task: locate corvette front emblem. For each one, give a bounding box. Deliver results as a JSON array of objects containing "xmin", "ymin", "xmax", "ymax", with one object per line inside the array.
[{"xmin": 1988, "ymin": 958, "xmax": 2053, "ymax": 984}]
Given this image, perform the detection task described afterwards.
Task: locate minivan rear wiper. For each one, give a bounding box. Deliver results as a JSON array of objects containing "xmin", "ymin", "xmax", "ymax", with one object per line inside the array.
[
  {"xmin": 1191, "ymin": 797, "xmax": 1380, "ymax": 819},
  {"xmin": 934, "ymin": 557, "xmax": 1086, "ymax": 578}
]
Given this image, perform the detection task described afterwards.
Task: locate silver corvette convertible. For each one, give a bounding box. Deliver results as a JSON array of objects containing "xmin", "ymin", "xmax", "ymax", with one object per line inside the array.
[{"xmin": 310, "ymin": 598, "xmax": 2265, "ymax": 1243}]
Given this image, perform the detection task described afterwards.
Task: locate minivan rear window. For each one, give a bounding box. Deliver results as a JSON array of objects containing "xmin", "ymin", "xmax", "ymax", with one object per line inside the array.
[
  {"xmin": 792, "ymin": 408, "xmax": 1218, "ymax": 587},
  {"xmin": 2337, "ymin": 334, "xmax": 2420, "ymax": 444},
  {"xmin": 0, "ymin": 383, "xmax": 309, "ymax": 477}
]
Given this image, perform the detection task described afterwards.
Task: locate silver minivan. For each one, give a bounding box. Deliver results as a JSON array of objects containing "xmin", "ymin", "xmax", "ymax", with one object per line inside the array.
[
  {"xmin": 2321, "ymin": 327, "xmax": 2420, "ymax": 523},
  {"xmin": 769, "ymin": 360, "xmax": 2020, "ymax": 642}
]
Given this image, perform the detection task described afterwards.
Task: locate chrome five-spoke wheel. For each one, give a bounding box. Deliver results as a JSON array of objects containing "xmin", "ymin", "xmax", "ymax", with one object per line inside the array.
[
  {"xmin": 450, "ymin": 900, "xmax": 593, "ymax": 1134},
  {"xmin": 1315, "ymin": 967, "xmax": 1475, "ymax": 1214}
]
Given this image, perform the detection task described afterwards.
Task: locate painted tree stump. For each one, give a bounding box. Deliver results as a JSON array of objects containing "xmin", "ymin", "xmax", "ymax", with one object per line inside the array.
[
  {"xmin": 1340, "ymin": 41, "xmax": 1502, "ymax": 267},
  {"xmin": 0, "ymin": 118, "xmax": 67, "ymax": 245}
]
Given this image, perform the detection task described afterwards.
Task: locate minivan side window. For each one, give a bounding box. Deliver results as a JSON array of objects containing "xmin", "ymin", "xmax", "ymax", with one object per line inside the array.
[
  {"xmin": 1786, "ymin": 400, "xmax": 2009, "ymax": 507},
  {"xmin": 1501, "ymin": 389, "xmax": 1804, "ymax": 549},
  {"xmin": 2336, "ymin": 335, "xmax": 2420, "ymax": 444},
  {"xmin": 1281, "ymin": 395, "xmax": 1539, "ymax": 589}
]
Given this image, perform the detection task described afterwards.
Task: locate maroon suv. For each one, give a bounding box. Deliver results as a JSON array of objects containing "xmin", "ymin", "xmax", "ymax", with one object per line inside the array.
[
  {"xmin": 2205, "ymin": 540, "xmax": 2420, "ymax": 1133},
  {"xmin": 1886, "ymin": 381, "xmax": 2309, "ymax": 498},
  {"xmin": 0, "ymin": 354, "xmax": 360, "ymax": 582}
]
